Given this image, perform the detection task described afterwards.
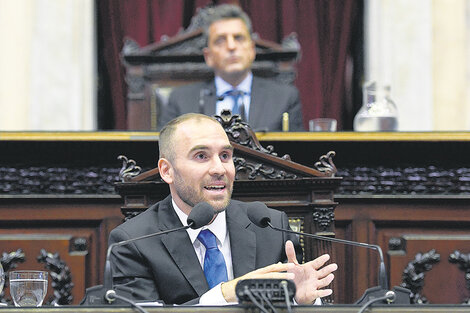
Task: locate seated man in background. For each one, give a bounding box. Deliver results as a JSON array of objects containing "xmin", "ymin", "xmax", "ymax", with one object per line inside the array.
[
  {"xmin": 157, "ymin": 4, "xmax": 304, "ymax": 132},
  {"xmin": 109, "ymin": 113, "xmax": 336, "ymax": 305}
]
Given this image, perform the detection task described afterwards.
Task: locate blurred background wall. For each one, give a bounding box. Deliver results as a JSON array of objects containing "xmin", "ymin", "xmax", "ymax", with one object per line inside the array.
[{"xmin": 0, "ymin": 0, "xmax": 468, "ymax": 131}]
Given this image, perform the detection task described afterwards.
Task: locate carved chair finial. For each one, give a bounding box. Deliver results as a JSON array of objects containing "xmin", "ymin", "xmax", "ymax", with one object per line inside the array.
[
  {"xmin": 214, "ymin": 110, "xmax": 289, "ymax": 159},
  {"xmin": 118, "ymin": 155, "xmax": 142, "ymax": 182},
  {"xmin": 314, "ymin": 151, "xmax": 337, "ymax": 177}
]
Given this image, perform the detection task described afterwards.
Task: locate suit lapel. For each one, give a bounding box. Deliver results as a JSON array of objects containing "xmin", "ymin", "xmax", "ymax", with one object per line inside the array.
[
  {"xmin": 159, "ymin": 198, "xmax": 209, "ymax": 296},
  {"xmin": 157, "ymin": 199, "xmax": 257, "ymax": 295},
  {"xmin": 226, "ymin": 202, "xmax": 257, "ymax": 277},
  {"xmin": 202, "ymin": 81, "xmax": 217, "ymax": 117},
  {"xmin": 248, "ymin": 77, "xmax": 267, "ymax": 127}
]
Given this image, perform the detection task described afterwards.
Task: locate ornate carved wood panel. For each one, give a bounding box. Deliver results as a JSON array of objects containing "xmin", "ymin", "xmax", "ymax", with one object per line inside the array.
[
  {"xmin": 386, "ymin": 234, "xmax": 470, "ymax": 304},
  {"xmin": 0, "ymin": 198, "xmax": 123, "ymax": 305},
  {"xmin": 0, "ymin": 235, "xmax": 85, "ymax": 305},
  {"xmin": 3, "ymin": 132, "xmax": 470, "ymax": 305},
  {"xmin": 335, "ymin": 197, "xmax": 470, "ymax": 304}
]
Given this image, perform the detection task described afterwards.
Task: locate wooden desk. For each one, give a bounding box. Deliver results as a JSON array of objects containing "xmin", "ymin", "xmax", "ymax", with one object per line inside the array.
[
  {"xmin": 1, "ymin": 132, "xmax": 470, "ymax": 304},
  {"xmin": 0, "ymin": 304, "xmax": 469, "ymax": 313}
]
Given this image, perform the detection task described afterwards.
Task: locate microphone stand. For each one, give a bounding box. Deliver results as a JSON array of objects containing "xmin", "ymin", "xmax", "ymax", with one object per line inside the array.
[
  {"xmin": 266, "ymin": 222, "xmax": 387, "ymax": 289},
  {"xmin": 103, "ymin": 224, "xmax": 191, "ymax": 300},
  {"xmin": 81, "ymin": 202, "xmax": 215, "ymax": 307},
  {"xmin": 265, "ymin": 221, "xmax": 411, "ymax": 305},
  {"xmin": 101, "ymin": 225, "xmax": 195, "ymax": 313},
  {"xmin": 81, "ymin": 224, "xmax": 192, "ymax": 309}
]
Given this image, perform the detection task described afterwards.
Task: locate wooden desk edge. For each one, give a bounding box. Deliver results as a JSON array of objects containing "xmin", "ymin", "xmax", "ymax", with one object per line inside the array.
[{"xmin": 1, "ymin": 131, "xmax": 470, "ymax": 142}]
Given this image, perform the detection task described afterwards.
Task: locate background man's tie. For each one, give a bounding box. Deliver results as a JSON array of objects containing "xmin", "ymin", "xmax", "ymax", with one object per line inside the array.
[
  {"xmin": 197, "ymin": 229, "xmax": 228, "ymax": 288},
  {"xmin": 228, "ymin": 89, "xmax": 246, "ymax": 121}
]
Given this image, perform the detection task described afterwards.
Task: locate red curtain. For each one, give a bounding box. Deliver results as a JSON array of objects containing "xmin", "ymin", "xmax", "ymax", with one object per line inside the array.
[{"xmin": 97, "ymin": 0, "xmax": 360, "ymax": 130}]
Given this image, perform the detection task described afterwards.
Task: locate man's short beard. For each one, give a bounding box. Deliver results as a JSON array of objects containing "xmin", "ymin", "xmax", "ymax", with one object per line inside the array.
[
  {"xmin": 173, "ymin": 170, "xmax": 232, "ymax": 212},
  {"xmin": 178, "ymin": 188, "xmax": 232, "ymax": 213}
]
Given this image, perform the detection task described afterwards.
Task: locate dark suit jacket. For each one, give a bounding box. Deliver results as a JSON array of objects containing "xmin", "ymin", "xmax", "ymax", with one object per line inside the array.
[
  {"xmin": 157, "ymin": 76, "xmax": 304, "ymax": 132},
  {"xmin": 108, "ymin": 195, "xmax": 302, "ymax": 305}
]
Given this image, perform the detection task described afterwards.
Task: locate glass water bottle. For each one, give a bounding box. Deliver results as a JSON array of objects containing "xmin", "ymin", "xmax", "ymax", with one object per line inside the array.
[{"xmin": 353, "ymin": 81, "xmax": 398, "ymax": 131}]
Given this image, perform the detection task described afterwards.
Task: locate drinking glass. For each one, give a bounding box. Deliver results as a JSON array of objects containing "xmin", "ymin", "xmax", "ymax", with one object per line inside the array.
[
  {"xmin": 309, "ymin": 118, "xmax": 337, "ymax": 132},
  {"xmin": 9, "ymin": 271, "xmax": 48, "ymax": 307}
]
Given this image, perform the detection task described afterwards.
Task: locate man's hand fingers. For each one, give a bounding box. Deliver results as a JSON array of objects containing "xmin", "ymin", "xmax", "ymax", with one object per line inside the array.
[
  {"xmin": 222, "ymin": 263, "xmax": 297, "ymax": 303},
  {"xmin": 244, "ymin": 272, "xmax": 295, "ymax": 281},
  {"xmin": 317, "ymin": 263, "xmax": 338, "ymax": 278},
  {"xmin": 317, "ymin": 273, "xmax": 335, "ymax": 289},
  {"xmin": 315, "ymin": 288, "xmax": 333, "ymax": 299},
  {"xmin": 253, "ymin": 262, "xmax": 289, "ymax": 274},
  {"xmin": 307, "ymin": 254, "xmax": 331, "ymax": 269},
  {"xmin": 285, "ymin": 240, "xmax": 299, "ymax": 265}
]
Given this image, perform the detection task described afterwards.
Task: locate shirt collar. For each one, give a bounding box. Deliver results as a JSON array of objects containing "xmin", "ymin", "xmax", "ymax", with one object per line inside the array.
[
  {"xmin": 172, "ymin": 198, "xmax": 228, "ymax": 245},
  {"xmin": 215, "ymin": 72, "xmax": 253, "ymax": 97}
]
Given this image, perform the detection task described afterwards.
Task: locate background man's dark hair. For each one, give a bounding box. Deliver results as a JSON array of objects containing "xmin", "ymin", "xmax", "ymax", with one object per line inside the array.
[{"xmin": 203, "ymin": 4, "xmax": 253, "ymax": 45}]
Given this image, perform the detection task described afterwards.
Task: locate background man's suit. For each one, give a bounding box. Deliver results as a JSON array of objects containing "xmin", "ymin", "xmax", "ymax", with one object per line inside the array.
[
  {"xmin": 109, "ymin": 195, "xmax": 302, "ymax": 305},
  {"xmin": 157, "ymin": 76, "xmax": 304, "ymax": 132}
]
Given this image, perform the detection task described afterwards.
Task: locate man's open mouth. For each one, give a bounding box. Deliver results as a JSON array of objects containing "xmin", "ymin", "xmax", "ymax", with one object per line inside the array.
[{"xmin": 204, "ymin": 185, "xmax": 225, "ymax": 191}]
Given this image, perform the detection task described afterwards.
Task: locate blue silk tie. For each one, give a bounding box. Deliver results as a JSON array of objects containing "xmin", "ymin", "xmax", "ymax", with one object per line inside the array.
[
  {"xmin": 197, "ymin": 229, "xmax": 228, "ymax": 288},
  {"xmin": 227, "ymin": 90, "xmax": 246, "ymax": 121}
]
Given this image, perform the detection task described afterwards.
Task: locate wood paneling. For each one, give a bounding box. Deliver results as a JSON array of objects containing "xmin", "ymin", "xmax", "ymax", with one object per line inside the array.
[
  {"xmin": 334, "ymin": 197, "xmax": 470, "ymax": 304},
  {"xmin": 0, "ymin": 197, "xmax": 122, "ymax": 304},
  {"xmin": 2, "ymin": 133, "xmax": 470, "ymax": 304}
]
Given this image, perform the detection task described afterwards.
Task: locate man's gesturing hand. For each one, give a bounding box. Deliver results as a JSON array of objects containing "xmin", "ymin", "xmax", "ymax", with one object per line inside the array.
[
  {"xmin": 221, "ymin": 262, "xmax": 295, "ymax": 302},
  {"xmin": 285, "ymin": 240, "xmax": 338, "ymax": 304}
]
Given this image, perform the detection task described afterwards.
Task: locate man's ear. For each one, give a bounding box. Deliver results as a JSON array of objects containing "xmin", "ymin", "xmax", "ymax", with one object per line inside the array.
[
  {"xmin": 203, "ymin": 47, "xmax": 213, "ymax": 68},
  {"xmin": 158, "ymin": 158, "xmax": 173, "ymax": 184}
]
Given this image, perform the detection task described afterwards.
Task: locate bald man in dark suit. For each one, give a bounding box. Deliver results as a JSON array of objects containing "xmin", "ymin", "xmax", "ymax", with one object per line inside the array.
[
  {"xmin": 109, "ymin": 113, "xmax": 337, "ymax": 305},
  {"xmin": 110, "ymin": 195, "xmax": 303, "ymax": 304}
]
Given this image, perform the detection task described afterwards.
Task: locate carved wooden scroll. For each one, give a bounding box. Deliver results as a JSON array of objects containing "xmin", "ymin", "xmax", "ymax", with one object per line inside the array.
[{"xmin": 400, "ymin": 249, "xmax": 440, "ymax": 304}]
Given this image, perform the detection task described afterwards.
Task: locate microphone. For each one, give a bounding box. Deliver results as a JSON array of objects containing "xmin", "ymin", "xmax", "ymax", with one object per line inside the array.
[
  {"xmin": 81, "ymin": 202, "xmax": 216, "ymax": 306},
  {"xmin": 247, "ymin": 202, "xmax": 411, "ymax": 305}
]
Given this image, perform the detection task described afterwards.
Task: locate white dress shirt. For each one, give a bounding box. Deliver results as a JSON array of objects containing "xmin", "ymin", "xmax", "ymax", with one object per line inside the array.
[{"xmin": 172, "ymin": 199, "xmax": 235, "ymax": 305}]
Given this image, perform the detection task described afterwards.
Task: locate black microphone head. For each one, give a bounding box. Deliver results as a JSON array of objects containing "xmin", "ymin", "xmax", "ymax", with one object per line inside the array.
[
  {"xmin": 187, "ymin": 202, "xmax": 216, "ymax": 229},
  {"xmin": 247, "ymin": 202, "xmax": 271, "ymax": 228}
]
